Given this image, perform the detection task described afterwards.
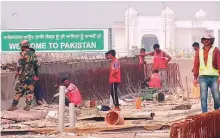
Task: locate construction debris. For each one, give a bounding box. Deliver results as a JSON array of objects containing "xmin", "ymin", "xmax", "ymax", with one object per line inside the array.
[
  {"xmin": 1, "ymin": 109, "xmax": 48, "ymax": 122},
  {"xmin": 172, "ymin": 104, "xmax": 192, "ymax": 110},
  {"xmin": 0, "ymin": 58, "xmax": 212, "ymax": 138}
]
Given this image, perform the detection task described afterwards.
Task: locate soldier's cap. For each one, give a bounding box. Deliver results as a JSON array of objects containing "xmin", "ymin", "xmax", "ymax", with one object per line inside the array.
[{"xmin": 19, "ymin": 40, "xmax": 30, "ymax": 47}]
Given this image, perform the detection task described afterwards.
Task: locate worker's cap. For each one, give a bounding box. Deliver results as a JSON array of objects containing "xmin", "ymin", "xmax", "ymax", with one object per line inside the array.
[
  {"xmin": 201, "ymin": 33, "xmax": 215, "ymax": 39},
  {"xmin": 201, "ymin": 32, "xmax": 215, "ymax": 44},
  {"xmin": 19, "ymin": 40, "xmax": 30, "ymax": 47}
]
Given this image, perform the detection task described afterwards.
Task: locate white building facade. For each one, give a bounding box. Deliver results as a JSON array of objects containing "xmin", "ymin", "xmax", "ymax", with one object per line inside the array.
[{"xmin": 111, "ymin": 7, "xmax": 220, "ymax": 56}]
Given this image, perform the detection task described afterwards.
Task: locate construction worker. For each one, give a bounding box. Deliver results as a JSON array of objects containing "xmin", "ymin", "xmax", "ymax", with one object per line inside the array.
[
  {"xmin": 145, "ymin": 44, "xmax": 172, "ymax": 92},
  {"xmin": 193, "ymin": 32, "xmax": 220, "ymax": 113},
  {"xmin": 108, "ymin": 50, "xmax": 121, "ymax": 111},
  {"xmin": 192, "ymin": 42, "xmax": 200, "ymax": 51},
  {"xmin": 148, "ymin": 70, "xmax": 162, "ymax": 89},
  {"xmin": 105, "ymin": 50, "xmax": 114, "ymax": 107},
  {"xmin": 54, "ymin": 78, "xmax": 82, "ymax": 106},
  {"xmin": 192, "ymin": 42, "xmax": 200, "ymax": 72},
  {"xmin": 138, "ymin": 48, "xmax": 146, "ymax": 71},
  {"xmin": 141, "ymin": 70, "xmax": 165, "ymax": 102},
  {"xmin": 8, "ymin": 40, "xmax": 38, "ymax": 111}
]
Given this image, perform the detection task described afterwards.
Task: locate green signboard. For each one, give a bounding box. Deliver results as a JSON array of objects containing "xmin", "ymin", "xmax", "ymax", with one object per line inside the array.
[{"xmin": 1, "ymin": 29, "xmax": 109, "ymax": 52}]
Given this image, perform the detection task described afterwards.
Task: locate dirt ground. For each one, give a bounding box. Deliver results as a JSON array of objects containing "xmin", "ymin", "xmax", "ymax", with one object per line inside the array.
[
  {"xmin": 1, "ymin": 58, "xmax": 203, "ymax": 138},
  {"xmin": 172, "ymin": 59, "xmax": 194, "ymax": 89}
]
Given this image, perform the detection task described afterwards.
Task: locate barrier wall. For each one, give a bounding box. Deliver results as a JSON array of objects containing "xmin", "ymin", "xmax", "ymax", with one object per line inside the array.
[{"xmin": 1, "ymin": 57, "xmax": 183, "ymax": 107}]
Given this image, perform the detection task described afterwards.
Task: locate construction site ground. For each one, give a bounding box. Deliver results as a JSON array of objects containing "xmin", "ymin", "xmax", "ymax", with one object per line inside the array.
[{"xmin": 1, "ymin": 59, "xmax": 214, "ymax": 138}]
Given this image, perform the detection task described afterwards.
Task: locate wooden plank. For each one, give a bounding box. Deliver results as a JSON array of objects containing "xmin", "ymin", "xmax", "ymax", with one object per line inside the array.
[
  {"xmin": 1, "ymin": 122, "xmax": 171, "ymax": 134},
  {"xmin": 78, "ymin": 111, "xmax": 153, "ymax": 120}
]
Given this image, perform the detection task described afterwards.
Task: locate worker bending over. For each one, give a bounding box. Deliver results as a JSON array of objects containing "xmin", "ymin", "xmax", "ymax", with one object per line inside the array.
[{"xmin": 54, "ymin": 78, "xmax": 82, "ymax": 107}]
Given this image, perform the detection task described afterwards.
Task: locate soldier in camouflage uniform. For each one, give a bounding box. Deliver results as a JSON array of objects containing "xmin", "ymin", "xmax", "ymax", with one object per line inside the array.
[{"xmin": 8, "ymin": 40, "xmax": 38, "ymax": 111}]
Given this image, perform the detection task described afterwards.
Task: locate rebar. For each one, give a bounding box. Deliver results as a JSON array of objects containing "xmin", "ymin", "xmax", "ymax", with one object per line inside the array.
[{"xmin": 170, "ymin": 110, "xmax": 220, "ymax": 138}]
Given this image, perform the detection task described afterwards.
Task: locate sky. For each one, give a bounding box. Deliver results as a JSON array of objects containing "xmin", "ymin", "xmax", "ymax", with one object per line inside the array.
[{"xmin": 1, "ymin": 1, "xmax": 220, "ymax": 29}]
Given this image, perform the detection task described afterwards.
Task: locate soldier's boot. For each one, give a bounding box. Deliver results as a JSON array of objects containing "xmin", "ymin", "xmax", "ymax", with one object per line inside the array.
[
  {"xmin": 7, "ymin": 104, "xmax": 18, "ymax": 111},
  {"xmin": 23, "ymin": 104, "xmax": 31, "ymax": 111}
]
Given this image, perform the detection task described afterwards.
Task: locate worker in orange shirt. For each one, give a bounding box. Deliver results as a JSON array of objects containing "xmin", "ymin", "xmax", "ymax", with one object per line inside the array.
[
  {"xmin": 148, "ymin": 70, "xmax": 162, "ymax": 89},
  {"xmin": 108, "ymin": 50, "xmax": 121, "ymax": 111},
  {"xmin": 193, "ymin": 33, "xmax": 220, "ymax": 113},
  {"xmin": 141, "ymin": 70, "xmax": 165, "ymax": 102}
]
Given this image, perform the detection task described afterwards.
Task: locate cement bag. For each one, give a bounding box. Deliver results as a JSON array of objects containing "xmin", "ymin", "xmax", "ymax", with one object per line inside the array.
[{"xmin": 66, "ymin": 89, "xmax": 82, "ymax": 105}]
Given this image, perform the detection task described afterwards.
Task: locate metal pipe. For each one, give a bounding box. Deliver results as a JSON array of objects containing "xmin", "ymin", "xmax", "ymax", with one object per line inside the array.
[
  {"xmin": 58, "ymin": 85, "xmax": 65, "ymax": 132},
  {"xmin": 69, "ymin": 103, "xmax": 75, "ymax": 127}
]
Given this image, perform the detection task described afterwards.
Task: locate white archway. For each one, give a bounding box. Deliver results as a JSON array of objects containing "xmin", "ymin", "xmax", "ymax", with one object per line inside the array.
[{"xmin": 141, "ymin": 34, "xmax": 158, "ymax": 52}]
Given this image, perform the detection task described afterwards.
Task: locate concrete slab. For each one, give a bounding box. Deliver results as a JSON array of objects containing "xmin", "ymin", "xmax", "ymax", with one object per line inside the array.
[{"xmin": 1, "ymin": 109, "xmax": 48, "ymax": 122}]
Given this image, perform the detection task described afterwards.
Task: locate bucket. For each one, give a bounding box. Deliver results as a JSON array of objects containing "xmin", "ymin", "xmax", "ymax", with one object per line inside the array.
[
  {"xmin": 191, "ymin": 84, "xmax": 200, "ymax": 98},
  {"xmin": 105, "ymin": 111, "xmax": 125, "ymax": 125},
  {"xmin": 135, "ymin": 97, "xmax": 142, "ymax": 109}
]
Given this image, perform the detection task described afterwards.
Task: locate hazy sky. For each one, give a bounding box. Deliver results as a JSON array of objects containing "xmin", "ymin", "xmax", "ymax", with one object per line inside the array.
[{"xmin": 1, "ymin": 1, "xmax": 220, "ymax": 29}]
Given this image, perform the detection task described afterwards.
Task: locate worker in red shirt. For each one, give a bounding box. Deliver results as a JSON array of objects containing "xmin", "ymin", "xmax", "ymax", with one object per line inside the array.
[
  {"xmin": 108, "ymin": 50, "xmax": 121, "ymax": 111},
  {"xmin": 141, "ymin": 70, "xmax": 162, "ymax": 90},
  {"xmin": 145, "ymin": 44, "xmax": 172, "ymax": 92},
  {"xmin": 148, "ymin": 70, "xmax": 162, "ymax": 89},
  {"xmin": 192, "ymin": 42, "xmax": 200, "ymax": 73},
  {"xmin": 138, "ymin": 48, "xmax": 147, "ymax": 71},
  {"xmin": 141, "ymin": 70, "xmax": 165, "ymax": 102},
  {"xmin": 53, "ymin": 78, "xmax": 82, "ymax": 107},
  {"xmin": 193, "ymin": 32, "xmax": 220, "ymax": 113}
]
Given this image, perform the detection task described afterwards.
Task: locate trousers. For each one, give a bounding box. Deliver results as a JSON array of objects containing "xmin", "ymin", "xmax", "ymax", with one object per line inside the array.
[
  {"xmin": 12, "ymin": 81, "xmax": 35, "ymax": 106},
  {"xmin": 158, "ymin": 69, "xmax": 169, "ymax": 92},
  {"xmin": 34, "ymin": 82, "xmax": 44, "ymax": 102},
  {"xmin": 110, "ymin": 83, "xmax": 119, "ymax": 106},
  {"xmin": 199, "ymin": 76, "xmax": 220, "ymax": 113}
]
